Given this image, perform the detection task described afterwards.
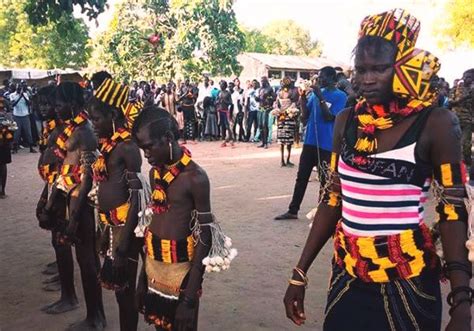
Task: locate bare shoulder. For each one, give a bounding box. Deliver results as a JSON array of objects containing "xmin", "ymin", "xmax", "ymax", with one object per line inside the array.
[
  {"xmin": 425, "ymin": 107, "xmax": 461, "ymax": 138},
  {"xmin": 116, "ymin": 139, "xmax": 140, "ymax": 155},
  {"xmin": 335, "ymin": 107, "xmax": 352, "ymax": 123},
  {"xmin": 72, "ymin": 125, "xmax": 97, "ymax": 151},
  {"xmin": 188, "ymin": 162, "xmax": 209, "ymax": 187}
]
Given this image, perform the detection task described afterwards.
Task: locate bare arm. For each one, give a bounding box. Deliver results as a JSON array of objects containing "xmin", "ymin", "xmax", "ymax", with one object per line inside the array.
[
  {"xmin": 427, "ymin": 109, "xmax": 471, "ymax": 329},
  {"xmin": 293, "ymin": 110, "xmax": 347, "ymax": 273},
  {"xmin": 70, "ymin": 129, "xmax": 97, "ymax": 222},
  {"xmin": 283, "ymin": 108, "xmax": 348, "ymax": 326},
  {"xmin": 183, "ymin": 168, "xmax": 212, "ymax": 301},
  {"xmin": 116, "ymin": 142, "xmax": 142, "ymax": 256}
]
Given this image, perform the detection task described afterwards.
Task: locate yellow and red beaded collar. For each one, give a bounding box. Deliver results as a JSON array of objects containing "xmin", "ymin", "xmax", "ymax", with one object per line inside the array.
[{"xmin": 150, "ymin": 147, "xmax": 192, "ymax": 214}]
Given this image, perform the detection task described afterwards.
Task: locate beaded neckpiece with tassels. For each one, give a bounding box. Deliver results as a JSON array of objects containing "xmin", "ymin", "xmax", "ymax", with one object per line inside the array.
[
  {"xmin": 55, "ymin": 111, "xmax": 89, "ymax": 160},
  {"xmin": 92, "ymin": 128, "xmax": 131, "ymax": 182},
  {"xmin": 352, "ymin": 98, "xmax": 432, "ymax": 165},
  {"xmin": 39, "ymin": 120, "xmax": 57, "ymax": 151},
  {"xmin": 150, "ymin": 147, "xmax": 192, "ymax": 214}
]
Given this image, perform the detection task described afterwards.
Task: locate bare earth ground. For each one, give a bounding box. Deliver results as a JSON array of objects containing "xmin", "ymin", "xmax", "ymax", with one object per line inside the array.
[{"xmin": 0, "ymin": 140, "xmax": 462, "ymax": 331}]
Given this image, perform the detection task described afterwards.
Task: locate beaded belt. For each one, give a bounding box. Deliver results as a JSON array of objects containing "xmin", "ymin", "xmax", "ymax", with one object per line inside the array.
[
  {"xmin": 333, "ymin": 221, "xmax": 439, "ymax": 282},
  {"xmin": 145, "ymin": 230, "xmax": 195, "ymax": 263},
  {"xmin": 99, "ymin": 202, "xmax": 130, "ymax": 226}
]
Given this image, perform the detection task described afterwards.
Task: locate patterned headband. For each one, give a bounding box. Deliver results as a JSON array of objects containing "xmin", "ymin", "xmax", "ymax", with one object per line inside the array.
[
  {"xmin": 94, "ymin": 78, "xmax": 130, "ymax": 110},
  {"xmin": 359, "ymin": 8, "xmax": 420, "ymax": 61},
  {"xmin": 393, "ymin": 48, "xmax": 441, "ymax": 101},
  {"xmin": 122, "ymin": 100, "xmax": 144, "ymax": 130}
]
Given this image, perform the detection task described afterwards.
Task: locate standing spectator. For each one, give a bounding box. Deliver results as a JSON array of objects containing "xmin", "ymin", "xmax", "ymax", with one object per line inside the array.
[
  {"xmin": 203, "ymin": 96, "xmax": 218, "ymax": 140},
  {"xmin": 9, "ymin": 83, "xmax": 37, "ymax": 153},
  {"xmin": 0, "ymin": 113, "xmax": 15, "ymax": 198},
  {"xmin": 449, "ymin": 69, "xmax": 473, "ymax": 167},
  {"xmin": 216, "ymin": 80, "xmax": 234, "ymax": 147},
  {"xmin": 275, "ymin": 66, "xmax": 347, "ymax": 220},
  {"xmin": 256, "ymin": 77, "xmax": 276, "ymax": 149},
  {"xmin": 232, "ymin": 78, "xmax": 246, "ymax": 141},
  {"xmin": 178, "ymin": 82, "xmax": 197, "ymax": 144},
  {"xmin": 274, "ymin": 77, "xmax": 299, "ymax": 167},
  {"xmin": 245, "ymin": 79, "xmax": 260, "ymax": 142}
]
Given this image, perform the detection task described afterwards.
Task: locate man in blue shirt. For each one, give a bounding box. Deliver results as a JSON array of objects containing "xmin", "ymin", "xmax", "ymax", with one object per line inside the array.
[
  {"xmin": 9, "ymin": 82, "xmax": 37, "ymax": 153},
  {"xmin": 275, "ymin": 67, "xmax": 347, "ymax": 220}
]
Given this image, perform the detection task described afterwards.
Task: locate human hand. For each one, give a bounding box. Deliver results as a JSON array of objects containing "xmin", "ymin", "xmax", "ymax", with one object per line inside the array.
[
  {"xmin": 36, "ymin": 198, "xmax": 47, "ymax": 219},
  {"xmin": 38, "ymin": 208, "xmax": 53, "ymax": 230},
  {"xmin": 58, "ymin": 219, "xmax": 79, "ymax": 245},
  {"xmin": 446, "ymin": 303, "xmax": 471, "ymax": 331},
  {"xmin": 283, "ymin": 284, "xmax": 306, "ymax": 326},
  {"xmin": 174, "ymin": 299, "xmax": 196, "ymax": 331}
]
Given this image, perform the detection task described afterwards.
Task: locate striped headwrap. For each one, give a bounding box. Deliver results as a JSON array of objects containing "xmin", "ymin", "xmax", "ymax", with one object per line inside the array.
[{"xmin": 94, "ymin": 78, "xmax": 130, "ymax": 110}]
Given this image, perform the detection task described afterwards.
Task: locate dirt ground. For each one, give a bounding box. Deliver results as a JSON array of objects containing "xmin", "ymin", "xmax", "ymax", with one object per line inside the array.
[{"xmin": 0, "ymin": 141, "xmax": 461, "ymax": 330}]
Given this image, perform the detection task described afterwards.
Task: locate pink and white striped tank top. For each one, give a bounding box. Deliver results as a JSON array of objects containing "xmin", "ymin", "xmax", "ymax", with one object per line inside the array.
[{"xmin": 340, "ymin": 109, "xmax": 433, "ymax": 236}]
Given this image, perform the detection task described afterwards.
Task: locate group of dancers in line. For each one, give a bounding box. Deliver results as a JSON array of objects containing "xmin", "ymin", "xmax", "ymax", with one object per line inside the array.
[
  {"xmin": 35, "ymin": 71, "xmax": 236, "ymax": 331},
  {"xmin": 19, "ymin": 6, "xmax": 474, "ymax": 331}
]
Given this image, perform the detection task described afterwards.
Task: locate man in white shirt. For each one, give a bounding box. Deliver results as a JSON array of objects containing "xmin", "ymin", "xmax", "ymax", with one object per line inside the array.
[
  {"xmin": 229, "ymin": 81, "xmax": 245, "ymax": 141},
  {"xmin": 9, "ymin": 82, "xmax": 36, "ymax": 153}
]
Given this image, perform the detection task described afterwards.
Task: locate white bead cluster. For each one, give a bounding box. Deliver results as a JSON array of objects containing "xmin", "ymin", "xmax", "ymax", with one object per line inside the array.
[{"xmin": 202, "ymin": 236, "xmax": 237, "ymax": 273}]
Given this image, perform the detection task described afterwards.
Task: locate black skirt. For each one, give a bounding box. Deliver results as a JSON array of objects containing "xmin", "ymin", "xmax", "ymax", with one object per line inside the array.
[{"xmin": 0, "ymin": 144, "xmax": 11, "ymax": 164}]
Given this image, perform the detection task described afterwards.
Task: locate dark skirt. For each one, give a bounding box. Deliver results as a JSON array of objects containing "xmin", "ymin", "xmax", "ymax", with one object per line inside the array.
[
  {"xmin": 323, "ymin": 265, "xmax": 441, "ymax": 331},
  {"xmin": 277, "ymin": 118, "xmax": 296, "ymax": 145},
  {"xmin": 0, "ymin": 144, "xmax": 11, "ymax": 164}
]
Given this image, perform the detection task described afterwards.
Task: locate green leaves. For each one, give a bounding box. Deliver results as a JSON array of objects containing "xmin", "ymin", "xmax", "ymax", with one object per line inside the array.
[
  {"xmin": 0, "ymin": 0, "xmax": 90, "ymax": 69},
  {"xmin": 242, "ymin": 19, "xmax": 322, "ymax": 57},
  {"xmin": 91, "ymin": 0, "xmax": 244, "ymax": 81},
  {"xmin": 25, "ymin": 0, "xmax": 107, "ymax": 26}
]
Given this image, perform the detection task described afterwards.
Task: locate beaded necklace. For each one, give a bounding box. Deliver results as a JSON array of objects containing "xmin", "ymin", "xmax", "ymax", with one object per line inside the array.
[
  {"xmin": 39, "ymin": 119, "xmax": 57, "ymax": 151},
  {"xmin": 55, "ymin": 111, "xmax": 89, "ymax": 160},
  {"xmin": 353, "ymin": 98, "xmax": 432, "ymax": 165},
  {"xmin": 150, "ymin": 147, "xmax": 192, "ymax": 214},
  {"xmin": 92, "ymin": 128, "xmax": 131, "ymax": 182}
]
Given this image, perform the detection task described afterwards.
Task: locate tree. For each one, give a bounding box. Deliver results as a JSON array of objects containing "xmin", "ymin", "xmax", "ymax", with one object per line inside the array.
[
  {"xmin": 242, "ymin": 20, "xmax": 322, "ymax": 57},
  {"xmin": 0, "ymin": 0, "xmax": 91, "ymax": 69},
  {"xmin": 25, "ymin": 0, "xmax": 107, "ymax": 26},
  {"xmin": 435, "ymin": 0, "xmax": 474, "ymax": 48},
  {"xmin": 91, "ymin": 0, "xmax": 245, "ymax": 81}
]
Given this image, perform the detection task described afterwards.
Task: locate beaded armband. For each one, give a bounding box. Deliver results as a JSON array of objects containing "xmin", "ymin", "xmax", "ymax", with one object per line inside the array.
[
  {"xmin": 320, "ymin": 152, "xmax": 342, "ymax": 207},
  {"xmin": 432, "ymin": 162, "xmax": 468, "ymax": 223}
]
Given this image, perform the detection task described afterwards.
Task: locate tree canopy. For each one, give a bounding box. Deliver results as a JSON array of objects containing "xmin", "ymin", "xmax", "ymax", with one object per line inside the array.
[
  {"xmin": 91, "ymin": 0, "xmax": 244, "ymax": 81},
  {"xmin": 242, "ymin": 20, "xmax": 322, "ymax": 57},
  {"xmin": 0, "ymin": 0, "xmax": 91, "ymax": 69},
  {"xmin": 435, "ymin": 0, "xmax": 474, "ymax": 48},
  {"xmin": 25, "ymin": 0, "xmax": 107, "ymax": 26}
]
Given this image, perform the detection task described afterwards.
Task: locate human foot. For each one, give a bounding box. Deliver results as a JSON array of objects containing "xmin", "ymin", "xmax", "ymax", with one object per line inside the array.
[
  {"xmin": 42, "ymin": 262, "xmax": 58, "ymax": 275},
  {"xmin": 66, "ymin": 317, "xmax": 106, "ymax": 331},
  {"xmin": 44, "ymin": 298, "xmax": 79, "ymax": 314},
  {"xmin": 286, "ymin": 161, "xmax": 295, "ymax": 168},
  {"xmin": 281, "ymin": 161, "xmax": 286, "ymax": 167},
  {"xmin": 274, "ymin": 212, "xmax": 298, "ymax": 220},
  {"xmin": 43, "ymin": 274, "xmax": 60, "ymax": 284},
  {"xmin": 42, "ymin": 281, "xmax": 61, "ymax": 292}
]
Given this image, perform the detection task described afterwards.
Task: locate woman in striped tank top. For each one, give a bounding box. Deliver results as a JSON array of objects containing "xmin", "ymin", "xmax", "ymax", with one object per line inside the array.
[{"xmin": 283, "ymin": 9, "xmax": 471, "ymax": 331}]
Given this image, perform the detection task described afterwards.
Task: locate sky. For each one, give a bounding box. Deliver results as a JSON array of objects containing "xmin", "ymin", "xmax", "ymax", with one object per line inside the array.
[{"xmin": 83, "ymin": 0, "xmax": 474, "ymax": 83}]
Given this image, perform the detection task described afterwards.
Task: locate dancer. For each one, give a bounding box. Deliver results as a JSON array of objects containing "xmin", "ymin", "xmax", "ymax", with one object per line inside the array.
[
  {"xmin": 133, "ymin": 107, "xmax": 214, "ymax": 330},
  {"xmin": 89, "ymin": 78, "xmax": 144, "ymax": 331},
  {"xmin": 39, "ymin": 82, "xmax": 106, "ymax": 330},
  {"xmin": 283, "ymin": 9, "xmax": 471, "ymax": 331},
  {"xmin": 274, "ymin": 77, "xmax": 299, "ymax": 167},
  {"xmin": 36, "ymin": 85, "xmax": 79, "ymax": 313}
]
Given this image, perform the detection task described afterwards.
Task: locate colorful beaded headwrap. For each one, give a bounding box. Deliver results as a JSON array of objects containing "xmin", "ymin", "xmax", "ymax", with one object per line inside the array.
[
  {"xmin": 94, "ymin": 78, "xmax": 130, "ymax": 110},
  {"xmin": 358, "ymin": 8, "xmax": 440, "ymax": 102},
  {"xmin": 122, "ymin": 100, "xmax": 144, "ymax": 130},
  {"xmin": 353, "ymin": 8, "xmax": 441, "ymax": 161}
]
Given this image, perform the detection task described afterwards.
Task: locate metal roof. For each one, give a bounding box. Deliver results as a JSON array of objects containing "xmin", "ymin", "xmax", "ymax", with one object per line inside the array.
[{"xmin": 239, "ymin": 52, "xmax": 349, "ymax": 71}]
